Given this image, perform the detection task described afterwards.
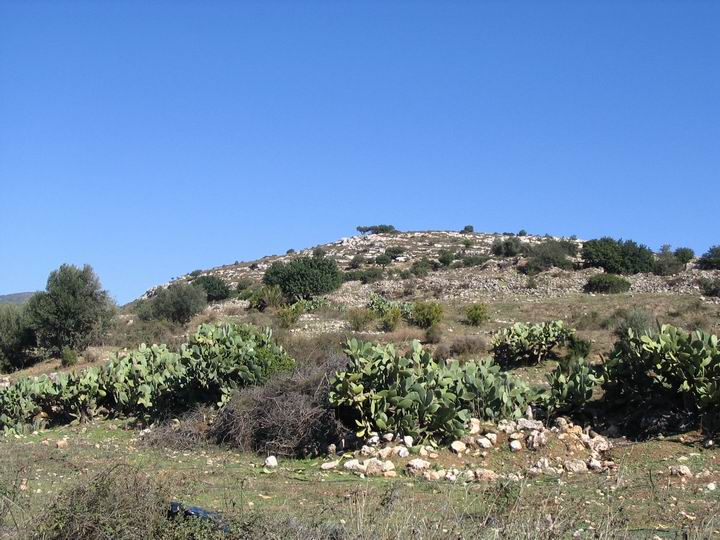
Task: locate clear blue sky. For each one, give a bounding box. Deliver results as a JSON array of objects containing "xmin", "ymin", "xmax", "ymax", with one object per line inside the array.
[{"xmin": 1, "ymin": 1, "xmax": 718, "ymax": 304}]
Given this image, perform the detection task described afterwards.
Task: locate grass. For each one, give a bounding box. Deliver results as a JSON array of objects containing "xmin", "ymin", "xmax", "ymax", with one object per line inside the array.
[{"xmin": 1, "ymin": 420, "xmax": 718, "ymax": 538}]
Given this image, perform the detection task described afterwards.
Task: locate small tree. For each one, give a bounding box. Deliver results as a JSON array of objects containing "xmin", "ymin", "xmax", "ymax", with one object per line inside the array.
[
  {"xmin": 673, "ymin": 247, "xmax": 695, "ymax": 265},
  {"xmin": 263, "ymin": 255, "xmax": 342, "ymax": 301},
  {"xmin": 26, "ymin": 264, "xmax": 114, "ymax": 355},
  {"xmin": 461, "ymin": 225, "xmax": 474, "ymax": 234},
  {"xmin": 139, "ymin": 283, "xmax": 207, "ymax": 323},
  {"xmin": 698, "ymin": 246, "xmax": 720, "ymax": 270},
  {"xmin": 581, "ymin": 237, "xmax": 654, "ymax": 274},
  {"xmin": 0, "ymin": 305, "xmax": 35, "ymax": 372},
  {"xmin": 192, "ymin": 275, "xmax": 231, "ymax": 302}
]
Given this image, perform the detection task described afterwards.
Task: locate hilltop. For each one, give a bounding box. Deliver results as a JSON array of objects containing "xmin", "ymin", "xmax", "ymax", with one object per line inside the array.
[{"xmin": 0, "ymin": 291, "xmax": 35, "ymax": 305}]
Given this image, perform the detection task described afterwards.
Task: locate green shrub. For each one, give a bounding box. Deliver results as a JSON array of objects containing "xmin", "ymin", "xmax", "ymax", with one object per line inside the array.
[
  {"xmin": 437, "ymin": 250, "xmax": 455, "ymax": 267},
  {"xmin": 347, "ymin": 308, "xmax": 376, "ymax": 332},
  {"xmin": 191, "ymin": 275, "xmax": 231, "ymax": 302},
  {"xmin": 581, "ymin": 237, "xmax": 654, "ymax": 274},
  {"xmin": 700, "ymin": 278, "xmax": 720, "ymax": 298},
  {"xmin": 329, "ymin": 340, "xmax": 535, "ymax": 442},
  {"xmin": 491, "ymin": 237, "xmax": 523, "ymax": 257},
  {"xmin": 410, "ymin": 258, "xmax": 433, "ymax": 277},
  {"xmin": 380, "ymin": 307, "xmax": 401, "ymax": 332},
  {"xmin": 348, "ymin": 254, "xmax": 365, "ymax": 269},
  {"xmin": 461, "ymin": 225, "xmax": 474, "ymax": 233},
  {"xmin": 384, "ymin": 246, "xmax": 405, "ymax": 259},
  {"xmin": 583, "ymin": 274, "xmax": 631, "ymax": 294},
  {"xmin": 410, "ymin": 301, "xmax": 443, "ymax": 329},
  {"xmin": 263, "ymin": 255, "xmax": 342, "ymax": 301},
  {"xmin": 275, "ymin": 303, "xmax": 305, "ymax": 328},
  {"xmin": 610, "ymin": 308, "xmax": 656, "ymax": 338},
  {"xmin": 374, "ymin": 254, "xmax": 392, "ymax": 266},
  {"xmin": 0, "ymin": 305, "xmax": 35, "ymax": 372},
  {"xmin": 248, "ymin": 285, "xmax": 284, "ymax": 311},
  {"xmin": 698, "ymin": 246, "xmax": 720, "ymax": 270},
  {"xmin": 435, "ymin": 335, "xmax": 486, "ymax": 361},
  {"xmin": 424, "ymin": 324, "xmax": 442, "ymax": 344},
  {"xmin": 491, "ymin": 321, "xmax": 575, "ymax": 366},
  {"xmin": 464, "ymin": 303, "xmax": 490, "ymax": 326},
  {"xmin": 523, "ymin": 240, "xmax": 574, "ymax": 274},
  {"xmin": 652, "ymin": 245, "xmax": 684, "ymax": 276},
  {"xmin": 367, "ymin": 293, "xmax": 414, "ymax": 320},
  {"xmin": 188, "ymin": 270, "xmax": 202, "ymax": 278},
  {"xmin": 356, "ymin": 225, "xmax": 398, "ymax": 235},
  {"xmin": 344, "ymin": 267, "xmax": 385, "ymax": 284},
  {"xmin": 517, "ymin": 229, "xmax": 528, "ymax": 236},
  {"xmin": 139, "ymin": 283, "xmax": 207, "ymax": 323},
  {"xmin": 674, "ymin": 247, "xmax": 695, "ymax": 265},
  {"xmin": 603, "ymin": 325, "xmax": 720, "ymax": 429},
  {"xmin": 235, "ymin": 278, "xmax": 254, "ymax": 293},
  {"xmin": 26, "ymin": 264, "xmax": 115, "ymax": 355},
  {"xmin": 60, "ymin": 347, "xmax": 78, "ymax": 368},
  {"xmin": 461, "ymin": 255, "xmax": 488, "ymax": 267}
]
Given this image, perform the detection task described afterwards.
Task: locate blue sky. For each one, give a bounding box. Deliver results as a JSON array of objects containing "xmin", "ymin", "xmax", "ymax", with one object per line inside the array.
[{"xmin": 1, "ymin": 1, "xmax": 718, "ymax": 304}]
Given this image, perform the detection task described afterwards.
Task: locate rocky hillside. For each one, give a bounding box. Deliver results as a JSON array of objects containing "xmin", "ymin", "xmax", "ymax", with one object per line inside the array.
[{"xmin": 143, "ymin": 230, "xmax": 718, "ymax": 305}]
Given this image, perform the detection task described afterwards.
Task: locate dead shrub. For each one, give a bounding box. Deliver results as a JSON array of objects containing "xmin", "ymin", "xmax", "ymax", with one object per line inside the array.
[
  {"xmin": 211, "ymin": 355, "xmax": 349, "ymax": 457},
  {"xmin": 141, "ymin": 406, "xmax": 214, "ymax": 451},
  {"xmin": 30, "ymin": 465, "xmax": 170, "ymax": 540},
  {"xmin": 435, "ymin": 335, "xmax": 486, "ymax": 361}
]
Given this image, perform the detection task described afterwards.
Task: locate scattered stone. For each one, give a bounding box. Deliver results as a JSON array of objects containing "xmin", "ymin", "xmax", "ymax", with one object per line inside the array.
[
  {"xmin": 423, "ymin": 470, "xmax": 444, "ymax": 481},
  {"xmin": 497, "ymin": 420, "xmax": 517, "ymax": 434},
  {"xmin": 475, "ymin": 468, "xmax": 499, "ymax": 481},
  {"xmin": 526, "ymin": 430, "xmax": 547, "ymax": 450},
  {"xmin": 517, "ymin": 418, "xmax": 543, "ymax": 431},
  {"xmin": 382, "ymin": 460, "xmax": 395, "ymax": 472},
  {"xmin": 707, "ymin": 482, "xmax": 716, "ymax": 491},
  {"xmin": 586, "ymin": 435, "xmax": 611, "ymax": 453},
  {"xmin": 469, "ymin": 418, "xmax": 482, "ymax": 435},
  {"xmin": 485, "ymin": 432, "xmax": 498, "ymax": 445},
  {"xmin": 670, "ymin": 465, "xmax": 692, "ymax": 478},
  {"xmin": 56, "ymin": 439, "xmax": 68, "ymax": 449},
  {"xmin": 320, "ymin": 460, "xmax": 339, "ymax": 470},
  {"xmin": 403, "ymin": 435, "xmax": 414, "ymax": 448},
  {"xmin": 406, "ymin": 458, "xmax": 430, "ymax": 475},
  {"xmin": 364, "ymin": 458, "xmax": 385, "ymax": 477},
  {"xmin": 564, "ymin": 459, "xmax": 588, "ymax": 474},
  {"xmin": 450, "ymin": 440, "xmax": 467, "ymax": 454},
  {"xmin": 509, "ymin": 440, "xmax": 522, "ymax": 452},
  {"xmin": 554, "ymin": 417, "xmax": 569, "ymax": 432},
  {"xmin": 383, "ymin": 470, "xmax": 397, "ymax": 478},
  {"xmin": 367, "ymin": 434, "xmax": 380, "ymax": 445},
  {"xmin": 327, "ymin": 444, "xmax": 336, "ymax": 455},
  {"xmin": 344, "ymin": 459, "xmax": 365, "ymax": 473},
  {"xmin": 476, "ymin": 436, "xmax": 493, "ymax": 449},
  {"xmin": 378, "ymin": 447, "xmax": 394, "ymax": 460},
  {"xmin": 588, "ymin": 458, "xmax": 603, "ymax": 471},
  {"xmin": 509, "ymin": 431, "xmax": 524, "ymax": 440},
  {"xmin": 360, "ymin": 445, "xmax": 376, "ymax": 456},
  {"xmin": 395, "ymin": 446, "xmax": 410, "ymax": 458},
  {"xmin": 382, "ymin": 433, "xmax": 394, "ymax": 442},
  {"xmin": 264, "ymin": 456, "xmax": 278, "ymax": 468}
]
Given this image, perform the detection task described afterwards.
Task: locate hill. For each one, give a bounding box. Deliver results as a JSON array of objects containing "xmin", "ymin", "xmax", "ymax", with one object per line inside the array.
[{"xmin": 0, "ymin": 291, "xmax": 35, "ymax": 305}]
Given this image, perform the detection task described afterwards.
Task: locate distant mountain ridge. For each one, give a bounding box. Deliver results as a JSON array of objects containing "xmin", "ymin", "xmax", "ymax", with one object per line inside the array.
[{"xmin": 0, "ymin": 292, "xmax": 35, "ymax": 305}]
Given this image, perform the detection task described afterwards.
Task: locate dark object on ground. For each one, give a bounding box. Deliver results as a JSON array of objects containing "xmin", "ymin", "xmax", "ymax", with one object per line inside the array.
[{"xmin": 169, "ymin": 501, "xmax": 229, "ymax": 533}]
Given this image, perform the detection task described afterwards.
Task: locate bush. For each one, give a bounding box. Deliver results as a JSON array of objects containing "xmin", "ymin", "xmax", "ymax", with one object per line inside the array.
[
  {"xmin": 518, "ymin": 229, "xmax": 528, "ymax": 236},
  {"xmin": 384, "ymin": 246, "xmax": 405, "ymax": 259},
  {"xmin": 248, "ymin": 285, "xmax": 284, "ymax": 311},
  {"xmin": 653, "ymin": 245, "xmax": 684, "ymax": 276},
  {"xmin": 464, "ymin": 303, "xmax": 490, "ymax": 326},
  {"xmin": 410, "ymin": 258, "xmax": 433, "ymax": 277},
  {"xmin": 435, "ymin": 335, "xmax": 486, "ymax": 361},
  {"xmin": 410, "ymin": 301, "xmax": 443, "ymax": 329},
  {"xmin": 603, "ymin": 325, "xmax": 720, "ymax": 430},
  {"xmin": 491, "ymin": 321, "xmax": 575, "ymax": 366},
  {"xmin": 374, "ymin": 254, "xmax": 392, "ymax": 266},
  {"xmin": 424, "ymin": 324, "xmax": 442, "ymax": 344},
  {"xmin": 139, "ymin": 283, "xmax": 207, "ymax": 323},
  {"xmin": 31, "ymin": 465, "xmax": 172, "ymax": 540},
  {"xmin": 212, "ymin": 356, "xmax": 347, "ymax": 457},
  {"xmin": 461, "ymin": 225, "xmax": 474, "ymax": 233},
  {"xmin": 348, "ymin": 254, "xmax": 365, "ymax": 269},
  {"xmin": 581, "ymin": 237, "xmax": 654, "ymax": 274},
  {"xmin": 60, "ymin": 347, "xmax": 78, "ymax": 368},
  {"xmin": 235, "ymin": 278, "xmax": 254, "ymax": 293},
  {"xmin": 674, "ymin": 247, "xmax": 695, "ymax": 265},
  {"xmin": 26, "ymin": 264, "xmax": 115, "ymax": 355},
  {"xmin": 523, "ymin": 240, "xmax": 574, "ymax": 275},
  {"xmin": 0, "ymin": 305, "xmax": 35, "ymax": 372},
  {"xmin": 611, "ymin": 308, "xmax": 656, "ymax": 338},
  {"xmin": 275, "ymin": 303, "xmax": 305, "ymax": 328},
  {"xmin": 461, "ymin": 255, "xmax": 488, "ymax": 267},
  {"xmin": 191, "ymin": 275, "xmax": 231, "ymax": 302},
  {"xmin": 583, "ymin": 274, "xmax": 631, "ymax": 294},
  {"xmin": 347, "ymin": 308, "xmax": 376, "ymax": 332},
  {"xmin": 700, "ymin": 278, "xmax": 720, "ymax": 298},
  {"xmin": 698, "ymin": 246, "xmax": 720, "ymax": 270},
  {"xmin": 379, "ymin": 307, "xmax": 401, "ymax": 332},
  {"xmin": 437, "ymin": 250, "xmax": 455, "ymax": 267},
  {"xmin": 263, "ymin": 256, "xmax": 342, "ymax": 301},
  {"xmin": 356, "ymin": 225, "xmax": 398, "ymax": 235},
  {"xmin": 344, "ymin": 268, "xmax": 384, "ymax": 284},
  {"xmin": 329, "ymin": 340, "xmax": 535, "ymax": 442},
  {"xmin": 491, "ymin": 237, "xmax": 523, "ymax": 257}
]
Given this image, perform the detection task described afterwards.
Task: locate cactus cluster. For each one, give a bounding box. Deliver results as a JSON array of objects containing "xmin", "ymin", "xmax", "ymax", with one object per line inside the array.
[
  {"xmin": 329, "ymin": 339, "xmax": 535, "ymax": 443},
  {"xmin": 491, "ymin": 321, "xmax": 574, "ymax": 366},
  {"xmin": 0, "ymin": 323, "xmax": 293, "ymax": 432}
]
